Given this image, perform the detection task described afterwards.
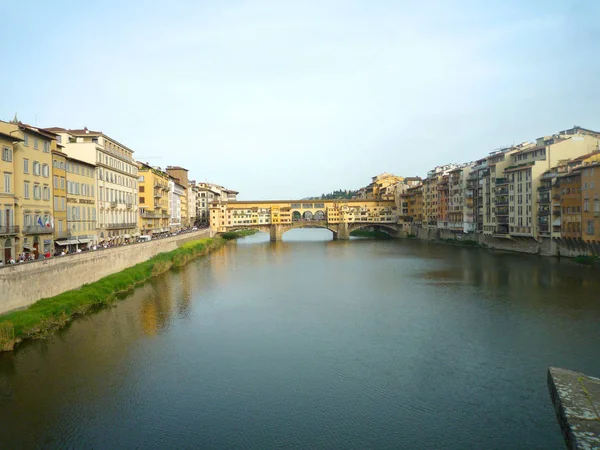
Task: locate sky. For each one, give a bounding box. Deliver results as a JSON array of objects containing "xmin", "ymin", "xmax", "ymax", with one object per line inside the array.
[{"xmin": 2, "ymin": 0, "xmax": 599, "ymax": 199}]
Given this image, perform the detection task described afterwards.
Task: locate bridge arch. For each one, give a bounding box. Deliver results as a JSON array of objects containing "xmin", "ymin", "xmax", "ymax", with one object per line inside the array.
[
  {"xmin": 302, "ymin": 211, "xmax": 313, "ymax": 220},
  {"xmin": 313, "ymin": 210, "xmax": 325, "ymax": 220},
  {"xmin": 292, "ymin": 211, "xmax": 301, "ymax": 221},
  {"xmin": 348, "ymin": 223, "xmax": 399, "ymax": 236}
]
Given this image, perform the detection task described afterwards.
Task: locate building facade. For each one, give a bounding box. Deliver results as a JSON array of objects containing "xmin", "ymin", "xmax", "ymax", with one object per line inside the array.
[
  {"xmin": 137, "ymin": 163, "xmax": 170, "ymax": 235},
  {"xmin": 1, "ymin": 121, "xmax": 56, "ymax": 257},
  {"xmin": 581, "ymin": 162, "xmax": 600, "ymax": 242},
  {"xmin": 0, "ymin": 128, "xmax": 20, "ymax": 262},
  {"xmin": 47, "ymin": 128, "xmax": 139, "ymax": 244},
  {"xmin": 64, "ymin": 155, "xmax": 97, "ymax": 250},
  {"xmin": 51, "ymin": 148, "xmax": 68, "ymax": 246}
]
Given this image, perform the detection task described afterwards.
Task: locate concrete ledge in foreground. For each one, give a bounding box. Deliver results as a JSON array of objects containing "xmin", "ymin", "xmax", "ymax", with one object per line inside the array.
[{"xmin": 548, "ymin": 367, "xmax": 600, "ymax": 449}]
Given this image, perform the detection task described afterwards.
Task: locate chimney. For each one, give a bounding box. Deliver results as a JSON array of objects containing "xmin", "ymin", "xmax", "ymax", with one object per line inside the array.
[{"xmin": 84, "ymin": 127, "xmax": 89, "ymax": 133}]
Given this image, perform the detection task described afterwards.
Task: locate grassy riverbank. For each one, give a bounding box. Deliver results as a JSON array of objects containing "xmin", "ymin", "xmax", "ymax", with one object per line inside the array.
[
  {"xmin": 221, "ymin": 229, "xmax": 258, "ymax": 240},
  {"xmin": 0, "ymin": 237, "xmax": 227, "ymax": 352},
  {"xmin": 350, "ymin": 229, "xmax": 391, "ymax": 239}
]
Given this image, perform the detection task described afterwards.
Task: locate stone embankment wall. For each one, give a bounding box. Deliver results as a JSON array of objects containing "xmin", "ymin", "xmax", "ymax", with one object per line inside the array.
[
  {"xmin": 0, "ymin": 230, "xmax": 213, "ymax": 315},
  {"xmin": 408, "ymin": 225, "xmax": 597, "ymax": 257}
]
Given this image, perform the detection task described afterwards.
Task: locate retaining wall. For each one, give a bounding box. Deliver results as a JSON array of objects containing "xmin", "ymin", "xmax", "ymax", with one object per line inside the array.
[{"xmin": 0, "ymin": 229, "xmax": 213, "ymax": 315}]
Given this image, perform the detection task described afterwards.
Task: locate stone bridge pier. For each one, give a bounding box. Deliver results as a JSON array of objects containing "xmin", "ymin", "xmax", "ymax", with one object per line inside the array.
[{"xmin": 269, "ymin": 222, "xmax": 351, "ymax": 242}]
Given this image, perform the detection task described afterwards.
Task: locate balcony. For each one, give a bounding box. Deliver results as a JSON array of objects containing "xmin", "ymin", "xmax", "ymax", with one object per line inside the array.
[
  {"xmin": 496, "ymin": 208, "xmax": 509, "ymax": 216},
  {"xmin": 141, "ymin": 212, "xmax": 162, "ymax": 219},
  {"xmin": 0, "ymin": 225, "xmax": 19, "ymax": 235},
  {"xmin": 23, "ymin": 225, "xmax": 54, "ymax": 235},
  {"xmin": 495, "ymin": 198, "xmax": 509, "ymax": 206},
  {"xmin": 538, "ymin": 209, "xmax": 550, "ymax": 216},
  {"xmin": 106, "ymin": 222, "xmax": 137, "ymax": 230},
  {"xmin": 497, "ymin": 217, "xmax": 509, "ymax": 224},
  {"xmin": 110, "ymin": 201, "xmax": 117, "ymax": 208},
  {"xmin": 495, "ymin": 187, "xmax": 509, "ymax": 195},
  {"xmin": 126, "ymin": 202, "xmax": 133, "ymax": 209},
  {"xmin": 495, "ymin": 177, "xmax": 508, "ymax": 186}
]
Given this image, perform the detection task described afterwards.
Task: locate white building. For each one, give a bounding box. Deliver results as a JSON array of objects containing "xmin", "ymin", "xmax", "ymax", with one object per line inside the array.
[
  {"xmin": 169, "ymin": 178, "xmax": 184, "ymax": 230},
  {"xmin": 47, "ymin": 127, "xmax": 139, "ymax": 243}
]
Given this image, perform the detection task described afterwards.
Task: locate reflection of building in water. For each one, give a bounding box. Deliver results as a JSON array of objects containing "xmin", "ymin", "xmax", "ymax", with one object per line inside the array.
[
  {"xmin": 177, "ymin": 266, "xmax": 193, "ymax": 318},
  {"xmin": 140, "ymin": 275, "xmax": 175, "ymax": 336}
]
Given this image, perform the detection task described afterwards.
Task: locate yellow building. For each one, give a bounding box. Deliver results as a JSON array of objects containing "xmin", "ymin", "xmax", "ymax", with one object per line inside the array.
[
  {"xmin": 137, "ymin": 163, "xmax": 170, "ymax": 235},
  {"xmin": 0, "ymin": 120, "xmax": 55, "ymax": 257},
  {"xmin": 0, "ymin": 129, "xmax": 21, "ymax": 262},
  {"xmin": 365, "ymin": 173, "xmax": 404, "ymax": 199},
  {"xmin": 51, "ymin": 148, "xmax": 67, "ymax": 246},
  {"xmin": 63, "ymin": 155, "xmax": 97, "ymax": 250}
]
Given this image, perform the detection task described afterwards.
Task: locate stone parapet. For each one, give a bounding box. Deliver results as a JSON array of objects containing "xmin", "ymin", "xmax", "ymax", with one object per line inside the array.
[{"xmin": 548, "ymin": 367, "xmax": 600, "ymax": 449}]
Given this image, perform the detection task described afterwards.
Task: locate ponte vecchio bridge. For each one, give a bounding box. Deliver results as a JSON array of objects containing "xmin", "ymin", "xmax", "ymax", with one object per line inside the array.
[{"xmin": 210, "ymin": 199, "xmax": 399, "ymax": 241}]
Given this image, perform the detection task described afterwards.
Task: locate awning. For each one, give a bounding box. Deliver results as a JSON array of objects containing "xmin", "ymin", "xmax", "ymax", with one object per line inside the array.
[
  {"xmin": 123, "ymin": 234, "xmax": 131, "ymax": 239},
  {"xmin": 55, "ymin": 238, "xmax": 80, "ymax": 246},
  {"xmin": 78, "ymin": 238, "xmax": 91, "ymax": 244}
]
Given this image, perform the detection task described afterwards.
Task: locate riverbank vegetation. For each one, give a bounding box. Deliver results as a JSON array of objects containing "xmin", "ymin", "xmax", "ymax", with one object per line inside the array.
[
  {"xmin": 573, "ymin": 255, "xmax": 600, "ymax": 266},
  {"xmin": 221, "ymin": 229, "xmax": 258, "ymax": 240},
  {"xmin": 0, "ymin": 237, "xmax": 226, "ymax": 352},
  {"xmin": 350, "ymin": 229, "xmax": 391, "ymax": 239},
  {"xmin": 437, "ymin": 238, "xmax": 484, "ymax": 247}
]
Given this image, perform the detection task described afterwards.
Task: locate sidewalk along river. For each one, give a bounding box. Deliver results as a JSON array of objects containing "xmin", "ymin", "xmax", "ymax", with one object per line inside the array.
[{"xmin": 0, "ymin": 230, "xmax": 255, "ymax": 352}]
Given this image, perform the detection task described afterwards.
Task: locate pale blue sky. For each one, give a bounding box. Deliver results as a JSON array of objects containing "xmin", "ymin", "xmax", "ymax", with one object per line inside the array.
[{"xmin": 2, "ymin": 0, "xmax": 599, "ymax": 199}]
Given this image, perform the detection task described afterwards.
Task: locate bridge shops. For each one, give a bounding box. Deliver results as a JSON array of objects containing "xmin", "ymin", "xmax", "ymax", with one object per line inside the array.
[{"xmin": 210, "ymin": 199, "xmax": 399, "ymax": 241}]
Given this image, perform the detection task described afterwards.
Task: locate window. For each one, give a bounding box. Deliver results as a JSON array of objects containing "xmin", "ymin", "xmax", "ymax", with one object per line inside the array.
[
  {"xmin": 33, "ymin": 161, "xmax": 40, "ymax": 176},
  {"xmin": 23, "ymin": 159, "xmax": 29, "ymax": 173},
  {"xmin": 23, "ymin": 134, "xmax": 29, "ymax": 146},
  {"xmin": 2, "ymin": 147, "xmax": 12, "ymax": 162},
  {"xmin": 592, "ymin": 181, "xmax": 596, "ymax": 189},
  {"xmin": 4, "ymin": 174, "xmax": 10, "ymax": 193},
  {"xmin": 33, "ymin": 184, "xmax": 41, "ymax": 200},
  {"xmin": 42, "ymin": 164, "xmax": 49, "ymax": 177},
  {"xmin": 139, "ymin": 186, "xmax": 145, "ymax": 193},
  {"xmin": 53, "ymin": 176, "xmax": 59, "ymax": 189},
  {"xmin": 139, "ymin": 196, "xmax": 145, "ymax": 204},
  {"xmin": 60, "ymin": 177, "xmax": 65, "ymax": 189},
  {"xmin": 43, "ymin": 185, "xmax": 50, "ymax": 201},
  {"xmin": 587, "ymin": 220, "xmax": 595, "ymax": 236},
  {"xmin": 43, "ymin": 141, "xmax": 50, "ymax": 153},
  {"xmin": 33, "ymin": 138, "xmax": 38, "ymax": 149},
  {"xmin": 24, "ymin": 182, "xmax": 30, "ymax": 198}
]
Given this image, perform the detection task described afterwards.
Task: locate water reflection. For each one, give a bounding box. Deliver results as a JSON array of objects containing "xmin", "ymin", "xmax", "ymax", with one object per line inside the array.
[{"xmin": 0, "ymin": 230, "xmax": 599, "ymax": 449}]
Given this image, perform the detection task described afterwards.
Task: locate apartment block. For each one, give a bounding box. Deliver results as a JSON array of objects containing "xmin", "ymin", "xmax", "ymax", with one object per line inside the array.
[
  {"xmin": 0, "ymin": 128, "xmax": 20, "ymax": 261},
  {"xmin": 51, "ymin": 147, "xmax": 68, "ymax": 244},
  {"xmin": 47, "ymin": 127, "xmax": 139, "ymax": 244},
  {"xmin": 137, "ymin": 163, "xmax": 170, "ymax": 235},
  {"xmin": 581, "ymin": 162, "xmax": 600, "ymax": 241},
  {"xmin": 1, "ymin": 121, "xmax": 56, "ymax": 257},
  {"xmin": 64, "ymin": 155, "xmax": 97, "ymax": 248},
  {"xmin": 506, "ymin": 129, "xmax": 600, "ymax": 238}
]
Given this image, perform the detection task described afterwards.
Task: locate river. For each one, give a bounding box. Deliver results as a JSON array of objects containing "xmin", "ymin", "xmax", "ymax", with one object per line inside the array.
[{"xmin": 1, "ymin": 229, "xmax": 599, "ymax": 449}]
